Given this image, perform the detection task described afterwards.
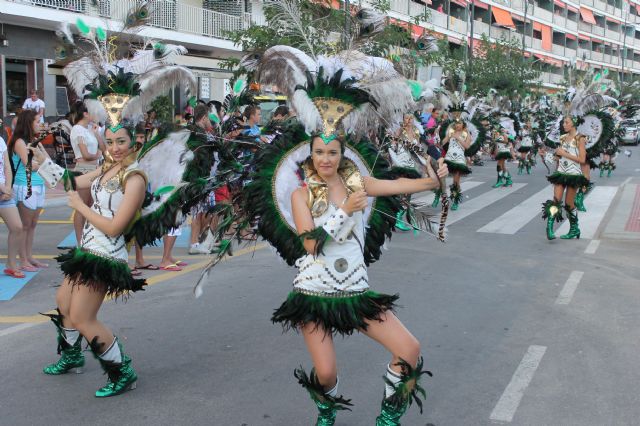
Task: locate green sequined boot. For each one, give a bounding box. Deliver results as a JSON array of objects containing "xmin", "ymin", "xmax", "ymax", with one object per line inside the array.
[
  {"xmin": 517, "ymin": 159, "xmax": 524, "ymax": 175},
  {"xmin": 295, "ymin": 367, "xmax": 352, "ymax": 426},
  {"xmin": 431, "ymin": 188, "xmax": 441, "ymax": 208},
  {"xmin": 607, "ymin": 162, "xmax": 614, "ymax": 177},
  {"xmin": 395, "ymin": 210, "xmax": 411, "ymax": 231},
  {"xmin": 492, "ymin": 170, "xmax": 504, "ymax": 188},
  {"xmin": 375, "ymin": 358, "xmax": 432, "ymax": 426},
  {"xmin": 575, "ymin": 189, "xmax": 586, "ymax": 212},
  {"xmin": 525, "ymin": 159, "xmax": 531, "ymax": 175},
  {"xmin": 449, "ymin": 183, "xmax": 462, "ymax": 211},
  {"xmin": 42, "ymin": 309, "xmax": 84, "ymax": 375},
  {"xmin": 541, "ymin": 199, "xmax": 563, "ymax": 240},
  {"xmin": 504, "ymin": 172, "xmax": 513, "ymax": 187},
  {"xmin": 599, "ymin": 162, "xmax": 605, "ymax": 178},
  {"xmin": 560, "ymin": 206, "xmax": 581, "ymax": 240},
  {"xmin": 90, "ymin": 337, "xmax": 138, "ymax": 398}
]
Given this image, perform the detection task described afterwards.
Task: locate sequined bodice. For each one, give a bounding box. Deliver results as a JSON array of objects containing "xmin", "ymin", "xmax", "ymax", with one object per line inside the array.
[
  {"xmin": 293, "ymin": 204, "xmax": 369, "ymax": 295},
  {"xmin": 557, "ymin": 134, "xmax": 582, "ymax": 176},
  {"xmin": 445, "ymin": 136, "xmax": 466, "ymax": 165}
]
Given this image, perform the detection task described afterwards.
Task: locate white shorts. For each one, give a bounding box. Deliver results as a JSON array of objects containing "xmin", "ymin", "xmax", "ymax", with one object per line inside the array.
[
  {"xmin": 13, "ymin": 184, "xmax": 45, "ymax": 210},
  {"xmin": 167, "ymin": 227, "xmax": 182, "ymax": 237}
]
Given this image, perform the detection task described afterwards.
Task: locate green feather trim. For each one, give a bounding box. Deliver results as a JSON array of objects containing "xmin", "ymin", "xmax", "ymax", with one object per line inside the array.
[
  {"xmin": 495, "ymin": 152, "xmax": 513, "ymax": 161},
  {"xmin": 585, "ymin": 110, "xmax": 615, "ymax": 159},
  {"xmin": 76, "ymin": 18, "xmax": 91, "ymax": 35},
  {"xmin": 517, "ymin": 146, "xmax": 532, "ymax": 153},
  {"xmin": 96, "ymin": 27, "xmax": 106, "ymax": 41},
  {"xmin": 294, "ymin": 366, "xmax": 353, "ymax": 410},
  {"xmin": 541, "ymin": 199, "xmax": 564, "ymax": 222},
  {"xmin": 383, "ymin": 357, "xmax": 432, "ymax": 414},
  {"xmin": 56, "ymin": 248, "xmax": 145, "ymax": 299},
  {"xmin": 271, "ymin": 290, "xmax": 398, "ymax": 336},
  {"xmin": 298, "ymin": 227, "xmax": 330, "ymax": 257},
  {"xmin": 465, "ymin": 118, "xmax": 486, "ymax": 157},
  {"xmin": 125, "ymin": 128, "xmax": 220, "ymax": 245},
  {"xmin": 297, "ymin": 68, "xmax": 376, "ymax": 110},
  {"xmin": 444, "ymin": 160, "xmax": 471, "ymax": 175},
  {"xmin": 84, "ymin": 67, "xmax": 141, "ymax": 99},
  {"xmin": 546, "ymin": 172, "xmax": 589, "ymax": 188},
  {"xmin": 449, "ymin": 183, "xmax": 462, "ymax": 204}
]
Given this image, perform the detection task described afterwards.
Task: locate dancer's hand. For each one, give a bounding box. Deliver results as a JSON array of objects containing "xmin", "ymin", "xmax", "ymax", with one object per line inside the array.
[
  {"xmin": 67, "ymin": 190, "xmax": 84, "ymax": 211},
  {"xmin": 342, "ymin": 191, "xmax": 368, "ymax": 216},
  {"xmin": 27, "ymin": 144, "xmax": 49, "ymax": 164},
  {"xmin": 436, "ymin": 158, "xmax": 449, "ymax": 178}
]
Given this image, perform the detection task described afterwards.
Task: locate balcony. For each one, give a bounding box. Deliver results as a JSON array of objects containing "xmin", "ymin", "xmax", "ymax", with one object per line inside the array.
[
  {"xmin": 552, "ymin": 44, "xmax": 565, "ymax": 56},
  {"xmin": 594, "ymin": 0, "xmax": 607, "ymax": 11},
  {"xmin": 6, "ymin": 0, "xmax": 250, "ymax": 41},
  {"xmin": 430, "ymin": 9, "xmax": 449, "ymax": 31},
  {"xmin": 591, "ymin": 25, "xmax": 605, "ymax": 37},
  {"xmin": 553, "ymin": 15, "xmax": 566, "ymax": 27},
  {"xmin": 605, "ymin": 28, "xmax": 621, "ymax": 42},
  {"xmin": 532, "ymin": 37, "xmax": 543, "ymax": 50},
  {"xmin": 540, "ymin": 71, "xmax": 564, "ymax": 86},
  {"xmin": 579, "ymin": 21, "xmax": 592, "ymax": 32},
  {"xmin": 535, "ymin": 7, "xmax": 553, "ymax": 22},
  {"xmin": 565, "ymin": 46, "xmax": 577, "ymax": 58},
  {"xmin": 581, "ymin": 0, "xmax": 594, "ymax": 5},
  {"xmin": 592, "ymin": 51, "xmax": 605, "ymax": 62},
  {"xmin": 474, "ymin": 20, "xmax": 491, "ymax": 37},
  {"xmin": 578, "ymin": 48, "xmax": 591, "ymax": 60}
]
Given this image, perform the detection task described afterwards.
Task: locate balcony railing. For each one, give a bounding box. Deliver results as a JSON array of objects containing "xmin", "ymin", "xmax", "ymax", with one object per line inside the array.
[
  {"xmin": 9, "ymin": 0, "xmax": 249, "ymax": 40},
  {"xmin": 566, "ymin": 19, "xmax": 578, "ymax": 31},
  {"xmin": 552, "ymin": 44, "xmax": 565, "ymax": 56}
]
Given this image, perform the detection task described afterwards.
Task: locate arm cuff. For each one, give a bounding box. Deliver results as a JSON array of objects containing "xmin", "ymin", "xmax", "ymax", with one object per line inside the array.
[
  {"xmin": 36, "ymin": 159, "xmax": 65, "ymax": 188},
  {"xmin": 321, "ymin": 208, "xmax": 356, "ymax": 244}
]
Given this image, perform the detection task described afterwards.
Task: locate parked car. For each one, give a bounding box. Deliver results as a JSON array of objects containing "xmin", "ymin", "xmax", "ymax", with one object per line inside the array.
[{"xmin": 620, "ymin": 119, "xmax": 640, "ymax": 146}]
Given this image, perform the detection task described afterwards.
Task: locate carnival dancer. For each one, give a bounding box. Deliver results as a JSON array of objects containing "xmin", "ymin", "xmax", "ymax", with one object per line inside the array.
[
  {"xmin": 198, "ymin": 47, "xmax": 447, "ymax": 424},
  {"xmin": 517, "ymin": 120, "xmax": 534, "ymax": 175},
  {"xmin": 541, "ymin": 116, "xmax": 587, "ymax": 240},
  {"xmin": 492, "ymin": 127, "xmax": 514, "ymax": 188},
  {"xmin": 599, "ymin": 136, "xmax": 618, "ymax": 178},
  {"xmin": 441, "ymin": 109, "xmax": 471, "ymax": 210},
  {"xmin": 35, "ymin": 16, "xmax": 214, "ymax": 397}
]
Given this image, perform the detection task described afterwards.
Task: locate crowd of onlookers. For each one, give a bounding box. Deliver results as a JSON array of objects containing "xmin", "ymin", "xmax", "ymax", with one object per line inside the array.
[{"xmin": 0, "ymin": 91, "xmax": 293, "ymax": 279}]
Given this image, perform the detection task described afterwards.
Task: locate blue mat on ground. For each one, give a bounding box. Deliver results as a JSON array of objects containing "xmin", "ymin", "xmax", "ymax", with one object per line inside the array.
[
  {"xmin": 0, "ymin": 264, "xmax": 39, "ymax": 301},
  {"xmin": 57, "ymin": 228, "xmax": 192, "ymax": 249}
]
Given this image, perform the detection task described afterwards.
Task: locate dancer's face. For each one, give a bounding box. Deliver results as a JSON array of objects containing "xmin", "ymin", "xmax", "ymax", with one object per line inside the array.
[
  {"xmin": 105, "ymin": 128, "xmax": 135, "ymax": 163},
  {"xmin": 311, "ymin": 137, "xmax": 341, "ymax": 180},
  {"xmin": 562, "ymin": 117, "xmax": 574, "ymax": 132}
]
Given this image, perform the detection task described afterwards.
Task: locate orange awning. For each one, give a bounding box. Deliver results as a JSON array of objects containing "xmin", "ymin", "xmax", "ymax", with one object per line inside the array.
[
  {"xmin": 636, "ymin": 4, "xmax": 640, "ymax": 14},
  {"xmin": 492, "ymin": 6, "xmax": 515, "ymax": 28},
  {"xmin": 450, "ymin": 0, "xmax": 467, "ymax": 7},
  {"xmin": 473, "ymin": 0, "xmax": 489, "ymax": 9},
  {"xmin": 540, "ymin": 23, "xmax": 552, "ymax": 51},
  {"xmin": 580, "ymin": 7, "xmax": 596, "ymax": 25},
  {"xmin": 412, "ymin": 24, "xmax": 425, "ymax": 38},
  {"xmin": 533, "ymin": 21, "xmax": 543, "ymax": 31},
  {"xmin": 448, "ymin": 35, "xmax": 462, "ymax": 44},
  {"xmin": 566, "ymin": 33, "xmax": 577, "ymax": 40},
  {"xmin": 567, "ymin": 5, "xmax": 578, "ymax": 13},
  {"xmin": 554, "ymin": 0, "xmax": 566, "ymax": 7},
  {"xmin": 534, "ymin": 54, "xmax": 563, "ymax": 67},
  {"xmin": 606, "ymin": 16, "xmax": 621, "ymax": 24}
]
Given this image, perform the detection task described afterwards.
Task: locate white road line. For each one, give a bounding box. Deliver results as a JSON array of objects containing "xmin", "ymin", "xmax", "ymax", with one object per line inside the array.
[
  {"xmin": 622, "ymin": 177, "xmax": 632, "ymax": 186},
  {"xmin": 416, "ymin": 180, "xmax": 484, "ymax": 204},
  {"xmin": 477, "ymin": 187, "xmax": 550, "ymax": 234},
  {"xmin": 584, "ymin": 239, "xmax": 600, "ymax": 254},
  {"xmin": 555, "ymin": 271, "xmax": 584, "ymax": 305},
  {"xmin": 556, "ymin": 186, "xmax": 618, "ymax": 239},
  {"xmin": 0, "ymin": 322, "xmax": 41, "ymax": 338},
  {"xmin": 490, "ymin": 345, "xmax": 547, "ymax": 423},
  {"xmin": 448, "ymin": 183, "xmax": 527, "ymax": 225}
]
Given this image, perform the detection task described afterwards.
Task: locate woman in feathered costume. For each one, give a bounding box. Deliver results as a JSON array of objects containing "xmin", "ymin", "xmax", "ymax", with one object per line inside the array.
[{"xmin": 31, "ymin": 15, "xmax": 215, "ymax": 397}]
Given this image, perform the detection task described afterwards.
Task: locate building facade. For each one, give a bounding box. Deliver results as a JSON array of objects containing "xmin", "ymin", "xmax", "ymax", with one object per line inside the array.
[{"xmin": 0, "ymin": 0, "xmax": 264, "ymax": 117}]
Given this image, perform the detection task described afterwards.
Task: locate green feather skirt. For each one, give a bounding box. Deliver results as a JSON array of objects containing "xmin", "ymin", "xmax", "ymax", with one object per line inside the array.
[
  {"xmin": 56, "ymin": 248, "xmax": 146, "ymax": 299},
  {"xmin": 444, "ymin": 160, "xmax": 471, "ymax": 175},
  {"xmin": 495, "ymin": 152, "xmax": 513, "ymax": 161},
  {"xmin": 271, "ymin": 290, "xmax": 398, "ymax": 336},
  {"xmin": 546, "ymin": 172, "xmax": 590, "ymax": 188}
]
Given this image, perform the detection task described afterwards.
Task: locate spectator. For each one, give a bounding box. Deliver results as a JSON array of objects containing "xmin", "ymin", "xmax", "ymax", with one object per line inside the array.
[
  {"xmin": 272, "ymin": 105, "xmax": 290, "ymax": 121},
  {"xmin": 243, "ymin": 105, "xmax": 267, "ymax": 142},
  {"xmin": 0, "ymin": 133, "xmax": 24, "ymax": 278},
  {"xmin": 22, "ymin": 90, "xmax": 45, "ymax": 123},
  {"xmin": 8, "ymin": 109, "xmax": 48, "ymax": 271},
  {"xmin": 437, "ymin": 4, "xmax": 444, "ymax": 12},
  {"xmin": 69, "ymin": 101, "xmax": 105, "ymax": 245}
]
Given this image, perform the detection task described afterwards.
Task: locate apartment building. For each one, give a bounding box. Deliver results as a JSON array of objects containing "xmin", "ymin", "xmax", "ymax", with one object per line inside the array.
[
  {"xmin": 0, "ymin": 0, "xmax": 265, "ymax": 116},
  {"xmin": 379, "ymin": 0, "xmax": 640, "ymax": 89}
]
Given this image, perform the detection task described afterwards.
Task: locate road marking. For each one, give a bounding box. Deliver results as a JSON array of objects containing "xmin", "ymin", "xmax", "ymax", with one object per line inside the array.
[
  {"xmin": 477, "ymin": 187, "xmax": 549, "ymax": 234},
  {"xmin": 489, "ymin": 345, "xmax": 547, "ymax": 423},
  {"xmin": 448, "ymin": 183, "xmax": 527, "ymax": 225},
  {"xmin": 0, "ymin": 322, "xmax": 41, "ymax": 337},
  {"xmin": 415, "ymin": 181, "xmax": 484, "ymax": 204},
  {"xmin": 555, "ymin": 271, "xmax": 584, "ymax": 305},
  {"xmin": 584, "ymin": 239, "xmax": 600, "ymax": 254},
  {"xmin": 0, "ymin": 243, "xmax": 267, "ymax": 325},
  {"xmin": 556, "ymin": 186, "xmax": 618, "ymax": 239},
  {"xmin": 0, "ymin": 263, "xmax": 40, "ymax": 301}
]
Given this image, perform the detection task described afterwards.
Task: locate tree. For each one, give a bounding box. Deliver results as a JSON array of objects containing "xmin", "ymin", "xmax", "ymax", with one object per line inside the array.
[{"xmin": 222, "ymin": 0, "xmax": 436, "ymax": 80}]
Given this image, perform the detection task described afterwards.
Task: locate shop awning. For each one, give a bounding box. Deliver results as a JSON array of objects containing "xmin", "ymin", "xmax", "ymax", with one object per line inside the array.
[
  {"xmin": 492, "ymin": 6, "xmax": 515, "ymax": 28},
  {"xmin": 540, "ymin": 23, "xmax": 552, "ymax": 51},
  {"xmin": 567, "ymin": 5, "xmax": 578, "ymax": 13},
  {"xmin": 580, "ymin": 7, "xmax": 596, "ymax": 25},
  {"xmin": 412, "ymin": 24, "xmax": 425, "ymax": 38},
  {"xmin": 636, "ymin": 4, "xmax": 640, "ymax": 14},
  {"xmin": 566, "ymin": 33, "xmax": 577, "ymax": 40},
  {"xmin": 448, "ymin": 35, "xmax": 463, "ymax": 44},
  {"xmin": 534, "ymin": 53, "xmax": 563, "ymax": 67},
  {"xmin": 473, "ymin": 0, "xmax": 489, "ymax": 9},
  {"xmin": 606, "ymin": 16, "xmax": 621, "ymax": 24},
  {"xmin": 450, "ymin": 0, "xmax": 467, "ymax": 7},
  {"xmin": 578, "ymin": 33, "xmax": 590, "ymax": 41},
  {"xmin": 554, "ymin": 0, "xmax": 566, "ymax": 8}
]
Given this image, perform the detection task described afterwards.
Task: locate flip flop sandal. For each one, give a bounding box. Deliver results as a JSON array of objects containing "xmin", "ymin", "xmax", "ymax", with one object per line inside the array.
[
  {"xmin": 130, "ymin": 269, "xmax": 143, "ymax": 276},
  {"xmin": 20, "ymin": 265, "xmax": 38, "ymax": 272},
  {"xmin": 160, "ymin": 264, "xmax": 182, "ymax": 272},
  {"xmin": 175, "ymin": 261, "xmax": 188, "ymax": 267},
  {"xmin": 4, "ymin": 268, "xmax": 26, "ymax": 279},
  {"xmin": 135, "ymin": 264, "xmax": 159, "ymax": 270}
]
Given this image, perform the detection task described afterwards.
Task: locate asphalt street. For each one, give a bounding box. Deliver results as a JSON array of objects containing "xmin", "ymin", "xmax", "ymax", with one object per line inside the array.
[{"xmin": 1, "ymin": 148, "xmax": 639, "ymax": 426}]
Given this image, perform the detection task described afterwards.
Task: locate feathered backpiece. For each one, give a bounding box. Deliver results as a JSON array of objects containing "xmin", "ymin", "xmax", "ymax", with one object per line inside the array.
[
  {"xmin": 61, "ymin": 5, "xmax": 195, "ymax": 129},
  {"xmin": 293, "ymin": 64, "xmax": 377, "ymax": 142}
]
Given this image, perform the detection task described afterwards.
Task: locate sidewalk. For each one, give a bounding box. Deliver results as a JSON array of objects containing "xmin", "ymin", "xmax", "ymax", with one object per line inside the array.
[{"xmin": 602, "ymin": 178, "xmax": 640, "ymax": 240}]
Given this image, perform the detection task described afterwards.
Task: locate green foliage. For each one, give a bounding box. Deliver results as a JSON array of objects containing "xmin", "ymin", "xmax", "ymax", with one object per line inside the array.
[
  {"xmin": 222, "ymin": 0, "xmax": 435, "ymax": 79},
  {"xmin": 149, "ymin": 95, "xmax": 175, "ymax": 123}
]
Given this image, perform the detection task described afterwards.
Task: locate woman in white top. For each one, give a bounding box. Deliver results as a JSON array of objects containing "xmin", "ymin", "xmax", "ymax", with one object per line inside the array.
[
  {"xmin": 69, "ymin": 101, "xmax": 105, "ymax": 246},
  {"xmin": 0, "ymin": 136, "xmax": 24, "ymax": 278}
]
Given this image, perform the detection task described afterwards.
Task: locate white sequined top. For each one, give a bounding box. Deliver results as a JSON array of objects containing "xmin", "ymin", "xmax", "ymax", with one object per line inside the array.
[
  {"xmin": 293, "ymin": 204, "xmax": 369, "ymax": 296},
  {"xmin": 444, "ymin": 136, "xmax": 467, "ymax": 166},
  {"xmin": 556, "ymin": 134, "xmax": 583, "ymax": 176}
]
